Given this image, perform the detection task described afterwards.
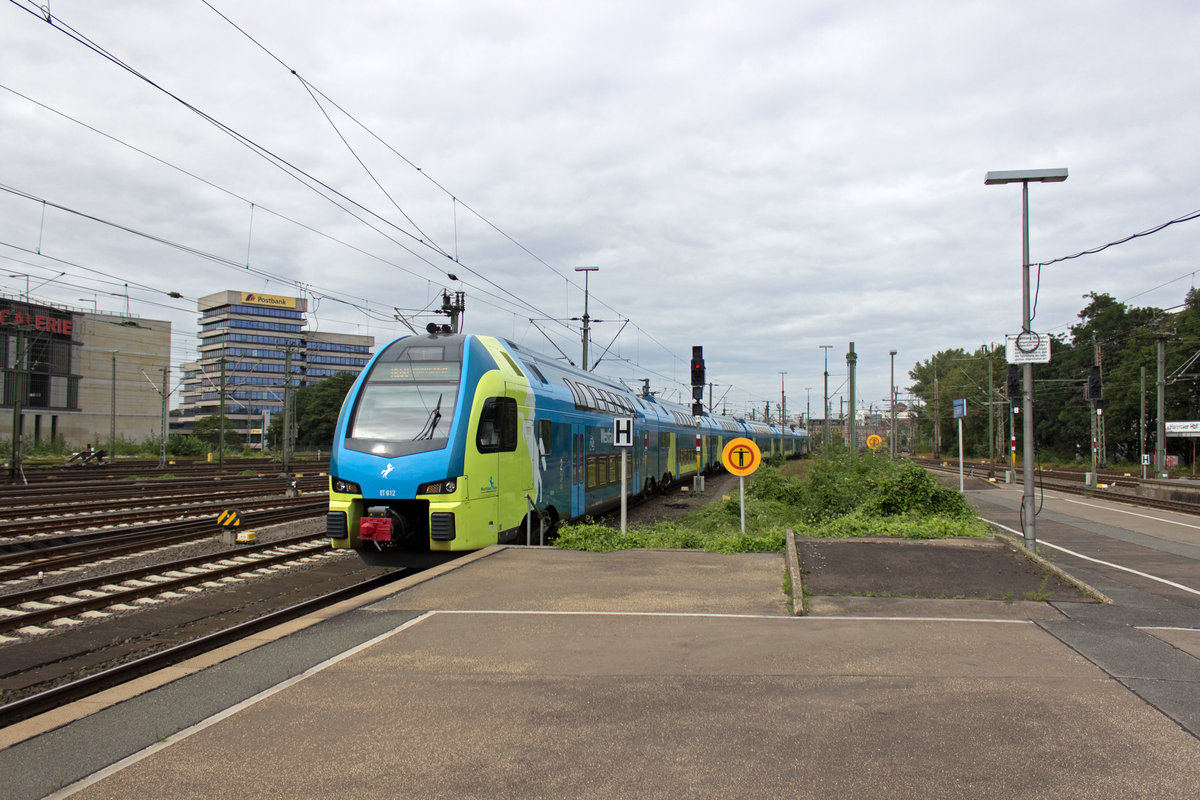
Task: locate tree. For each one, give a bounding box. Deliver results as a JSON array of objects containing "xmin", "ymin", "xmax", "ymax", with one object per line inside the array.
[
  {"xmin": 267, "ymin": 372, "xmax": 358, "ymax": 450},
  {"xmin": 190, "ymin": 414, "xmax": 243, "ymax": 449},
  {"xmin": 909, "ymin": 288, "xmax": 1200, "ymax": 467}
]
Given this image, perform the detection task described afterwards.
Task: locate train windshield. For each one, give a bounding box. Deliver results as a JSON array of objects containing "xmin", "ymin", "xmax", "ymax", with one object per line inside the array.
[{"xmin": 346, "ymin": 338, "xmax": 464, "ymax": 457}]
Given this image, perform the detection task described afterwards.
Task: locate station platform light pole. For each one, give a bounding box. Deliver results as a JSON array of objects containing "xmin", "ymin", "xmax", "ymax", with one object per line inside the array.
[{"xmin": 984, "ymin": 167, "xmax": 1068, "ymax": 552}]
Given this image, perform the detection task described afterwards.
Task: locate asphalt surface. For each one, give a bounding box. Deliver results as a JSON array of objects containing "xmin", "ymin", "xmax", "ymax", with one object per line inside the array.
[{"xmin": 2, "ymin": 517, "xmax": 1197, "ymax": 800}]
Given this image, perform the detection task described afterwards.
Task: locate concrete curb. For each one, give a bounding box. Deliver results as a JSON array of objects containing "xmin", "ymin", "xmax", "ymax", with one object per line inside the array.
[
  {"xmin": 785, "ymin": 529, "xmax": 806, "ymax": 616},
  {"xmin": 989, "ymin": 528, "xmax": 1114, "ymax": 604},
  {"xmin": 785, "ymin": 528, "xmax": 1111, "ymax": 614}
]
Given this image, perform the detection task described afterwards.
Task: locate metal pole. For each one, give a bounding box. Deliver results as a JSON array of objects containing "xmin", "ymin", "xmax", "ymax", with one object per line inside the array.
[
  {"xmin": 846, "ymin": 342, "xmax": 857, "ymax": 451},
  {"xmin": 739, "ymin": 476, "xmax": 745, "ymax": 533},
  {"xmin": 1156, "ymin": 334, "xmax": 1167, "ymax": 477},
  {"xmin": 110, "ymin": 351, "xmax": 117, "ymax": 460},
  {"xmin": 1020, "ymin": 181, "xmax": 1037, "ymax": 551},
  {"xmin": 780, "ymin": 372, "xmax": 787, "ymax": 432},
  {"xmin": 958, "ymin": 417, "xmax": 964, "ymax": 492},
  {"xmin": 9, "ymin": 328, "xmax": 23, "ymax": 481},
  {"xmin": 160, "ymin": 366, "xmax": 168, "ymax": 467},
  {"xmin": 820, "ymin": 345, "xmax": 832, "ymax": 451},
  {"xmin": 575, "ymin": 266, "xmax": 598, "ymax": 370},
  {"xmin": 986, "ymin": 354, "xmax": 994, "ymax": 466},
  {"xmin": 889, "ymin": 351, "xmax": 897, "ymax": 457},
  {"xmin": 1140, "ymin": 366, "xmax": 1146, "ymax": 480},
  {"xmin": 218, "ymin": 353, "xmax": 226, "ymax": 474},
  {"xmin": 620, "ymin": 449, "xmax": 627, "ymax": 534},
  {"xmin": 282, "ymin": 347, "xmax": 292, "ymax": 475}
]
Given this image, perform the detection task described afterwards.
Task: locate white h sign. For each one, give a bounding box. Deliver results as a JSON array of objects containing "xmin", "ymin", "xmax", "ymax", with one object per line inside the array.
[{"xmin": 614, "ymin": 417, "xmax": 634, "ymax": 447}]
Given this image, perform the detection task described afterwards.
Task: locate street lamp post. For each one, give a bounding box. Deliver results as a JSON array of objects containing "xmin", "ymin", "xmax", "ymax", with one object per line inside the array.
[
  {"xmin": 574, "ymin": 266, "xmax": 599, "ymax": 370},
  {"xmin": 985, "ymin": 167, "xmax": 1068, "ymax": 552}
]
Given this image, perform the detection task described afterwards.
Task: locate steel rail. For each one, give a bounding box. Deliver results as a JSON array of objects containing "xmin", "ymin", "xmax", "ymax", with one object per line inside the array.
[
  {"xmin": 0, "ymin": 498, "xmax": 328, "ymax": 579},
  {"xmin": 0, "ymin": 538, "xmax": 337, "ymax": 635},
  {"xmin": 0, "ymin": 489, "xmax": 328, "ymax": 538},
  {"xmin": 0, "ymin": 532, "xmax": 327, "ymax": 607},
  {"xmin": 0, "ymin": 569, "xmax": 406, "ymax": 728}
]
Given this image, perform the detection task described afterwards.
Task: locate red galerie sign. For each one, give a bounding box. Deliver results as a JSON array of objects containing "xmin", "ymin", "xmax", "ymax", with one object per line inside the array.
[{"xmin": 0, "ymin": 309, "xmax": 74, "ymax": 336}]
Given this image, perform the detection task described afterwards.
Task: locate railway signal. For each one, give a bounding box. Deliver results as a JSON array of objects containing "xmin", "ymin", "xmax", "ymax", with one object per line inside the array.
[
  {"xmin": 690, "ymin": 346, "xmax": 705, "ymax": 416},
  {"xmin": 1006, "ymin": 365, "xmax": 1020, "ymax": 412},
  {"xmin": 1086, "ymin": 365, "xmax": 1102, "ymax": 400}
]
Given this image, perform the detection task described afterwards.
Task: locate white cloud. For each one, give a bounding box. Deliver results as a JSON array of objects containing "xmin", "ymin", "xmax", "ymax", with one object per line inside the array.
[{"xmin": 3, "ymin": 0, "xmax": 1200, "ymax": 417}]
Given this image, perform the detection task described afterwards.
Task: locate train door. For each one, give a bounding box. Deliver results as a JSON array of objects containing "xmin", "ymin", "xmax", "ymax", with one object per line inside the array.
[
  {"xmin": 470, "ymin": 396, "xmax": 508, "ymax": 539},
  {"xmin": 571, "ymin": 423, "xmax": 585, "ymax": 517}
]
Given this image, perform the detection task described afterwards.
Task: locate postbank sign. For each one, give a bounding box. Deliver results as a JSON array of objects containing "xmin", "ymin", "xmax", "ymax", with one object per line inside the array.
[{"xmin": 240, "ymin": 292, "xmax": 297, "ymax": 309}]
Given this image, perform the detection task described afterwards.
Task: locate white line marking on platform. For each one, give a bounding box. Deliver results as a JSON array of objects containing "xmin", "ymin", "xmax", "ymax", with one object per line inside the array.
[
  {"xmin": 1042, "ymin": 492, "xmax": 1200, "ymax": 531},
  {"xmin": 985, "ymin": 519, "xmax": 1200, "ymax": 598},
  {"xmin": 45, "ymin": 607, "xmax": 1036, "ymax": 798}
]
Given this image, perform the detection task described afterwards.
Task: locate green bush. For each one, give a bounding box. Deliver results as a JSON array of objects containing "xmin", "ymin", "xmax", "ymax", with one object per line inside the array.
[{"xmin": 554, "ymin": 453, "xmax": 987, "ymax": 554}]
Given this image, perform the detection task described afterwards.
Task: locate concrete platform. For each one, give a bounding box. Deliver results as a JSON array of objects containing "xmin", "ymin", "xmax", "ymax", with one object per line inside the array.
[{"xmin": 5, "ymin": 547, "xmax": 1200, "ymax": 799}]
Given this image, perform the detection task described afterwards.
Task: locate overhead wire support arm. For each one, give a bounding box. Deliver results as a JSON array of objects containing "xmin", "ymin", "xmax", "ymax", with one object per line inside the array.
[
  {"xmin": 589, "ymin": 319, "xmax": 630, "ymax": 372},
  {"xmin": 527, "ymin": 320, "xmax": 576, "ymax": 367}
]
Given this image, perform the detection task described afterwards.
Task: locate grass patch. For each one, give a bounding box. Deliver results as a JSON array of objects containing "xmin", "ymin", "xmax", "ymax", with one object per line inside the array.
[{"xmin": 555, "ymin": 449, "xmax": 988, "ymax": 553}]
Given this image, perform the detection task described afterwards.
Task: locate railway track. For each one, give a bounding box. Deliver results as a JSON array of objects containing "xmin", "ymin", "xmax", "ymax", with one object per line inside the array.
[
  {"xmin": 0, "ymin": 534, "xmax": 335, "ymax": 636},
  {"xmin": 0, "ymin": 474, "xmax": 327, "ymax": 513},
  {"xmin": 0, "ymin": 564, "xmax": 408, "ymax": 728},
  {"xmin": 0, "ymin": 497, "xmax": 329, "ymax": 580},
  {"xmin": 918, "ymin": 458, "xmax": 1200, "ymax": 516},
  {"xmin": 1, "ymin": 491, "xmax": 328, "ymax": 540},
  {"xmin": 5, "ymin": 456, "xmax": 326, "ymax": 484}
]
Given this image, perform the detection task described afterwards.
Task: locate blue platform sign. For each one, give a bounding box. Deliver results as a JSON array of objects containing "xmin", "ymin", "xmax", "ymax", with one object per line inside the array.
[{"xmin": 952, "ymin": 398, "xmax": 967, "ymax": 419}]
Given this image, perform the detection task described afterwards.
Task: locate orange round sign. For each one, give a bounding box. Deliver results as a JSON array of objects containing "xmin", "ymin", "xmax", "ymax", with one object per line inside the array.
[
  {"xmin": 721, "ymin": 437, "xmax": 762, "ymax": 477},
  {"xmin": 867, "ymin": 434, "xmax": 883, "ymax": 450}
]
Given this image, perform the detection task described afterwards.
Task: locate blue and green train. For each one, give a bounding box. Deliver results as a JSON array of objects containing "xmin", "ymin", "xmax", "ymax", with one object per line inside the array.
[{"xmin": 326, "ymin": 332, "xmax": 806, "ymax": 564}]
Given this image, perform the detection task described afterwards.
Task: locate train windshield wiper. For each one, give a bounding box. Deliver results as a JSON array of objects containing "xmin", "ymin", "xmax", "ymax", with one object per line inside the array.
[{"xmin": 413, "ymin": 394, "xmax": 443, "ymax": 440}]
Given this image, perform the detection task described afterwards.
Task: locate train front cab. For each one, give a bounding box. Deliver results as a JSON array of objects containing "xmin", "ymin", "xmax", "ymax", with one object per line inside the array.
[{"xmin": 327, "ymin": 334, "xmax": 540, "ymax": 563}]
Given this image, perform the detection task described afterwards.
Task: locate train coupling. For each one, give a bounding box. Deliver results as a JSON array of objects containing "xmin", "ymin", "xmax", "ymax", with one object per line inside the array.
[{"xmin": 360, "ymin": 506, "xmax": 407, "ymax": 550}]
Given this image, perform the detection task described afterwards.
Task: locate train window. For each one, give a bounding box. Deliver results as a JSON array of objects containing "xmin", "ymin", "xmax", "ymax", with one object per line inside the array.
[
  {"xmin": 539, "ymin": 420, "xmax": 552, "ymax": 455},
  {"xmin": 476, "ymin": 397, "xmax": 518, "ymax": 453},
  {"xmin": 499, "ymin": 351, "xmax": 526, "ymax": 379},
  {"xmin": 526, "ymin": 363, "xmax": 547, "ymax": 384},
  {"xmin": 564, "ymin": 379, "xmax": 586, "ymax": 409},
  {"xmin": 584, "ymin": 385, "xmax": 605, "ymax": 412},
  {"xmin": 586, "ymin": 455, "xmax": 597, "ymax": 489}
]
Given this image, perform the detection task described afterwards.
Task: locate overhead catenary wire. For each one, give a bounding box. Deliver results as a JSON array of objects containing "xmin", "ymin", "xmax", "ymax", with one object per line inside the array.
[
  {"xmin": 7, "ymin": 0, "xmax": 565, "ymax": 330},
  {"xmin": 6, "ymin": 0, "xmax": 782, "ymax": 410},
  {"xmin": 196, "ymin": 0, "xmax": 694, "ymax": 376}
]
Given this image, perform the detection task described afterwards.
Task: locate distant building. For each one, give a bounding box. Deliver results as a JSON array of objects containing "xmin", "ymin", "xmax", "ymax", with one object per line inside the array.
[
  {"xmin": 176, "ymin": 290, "xmax": 374, "ymax": 448},
  {"xmin": 1, "ymin": 295, "xmax": 171, "ymax": 452}
]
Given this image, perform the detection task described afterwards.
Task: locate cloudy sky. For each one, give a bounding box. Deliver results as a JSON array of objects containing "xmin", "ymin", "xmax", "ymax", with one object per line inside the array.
[{"xmin": 3, "ymin": 0, "xmax": 1199, "ymax": 421}]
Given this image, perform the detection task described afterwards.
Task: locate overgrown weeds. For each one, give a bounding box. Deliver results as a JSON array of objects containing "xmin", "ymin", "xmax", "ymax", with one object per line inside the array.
[{"xmin": 555, "ymin": 448, "xmax": 987, "ymax": 553}]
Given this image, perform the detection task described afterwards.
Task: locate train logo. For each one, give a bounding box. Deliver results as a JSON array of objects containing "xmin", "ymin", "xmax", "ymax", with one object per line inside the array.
[{"xmin": 380, "ymin": 463, "xmax": 395, "ymax": 479}]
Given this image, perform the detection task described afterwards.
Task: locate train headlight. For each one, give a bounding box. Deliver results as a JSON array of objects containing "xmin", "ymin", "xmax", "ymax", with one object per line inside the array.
[
  {"xmin": 331, "ymin": 477, "xmax": 362, "ymax": 495},
  {"xmin": 418, "ymin": 477, "xmax": 458, "ymax": 495}
]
